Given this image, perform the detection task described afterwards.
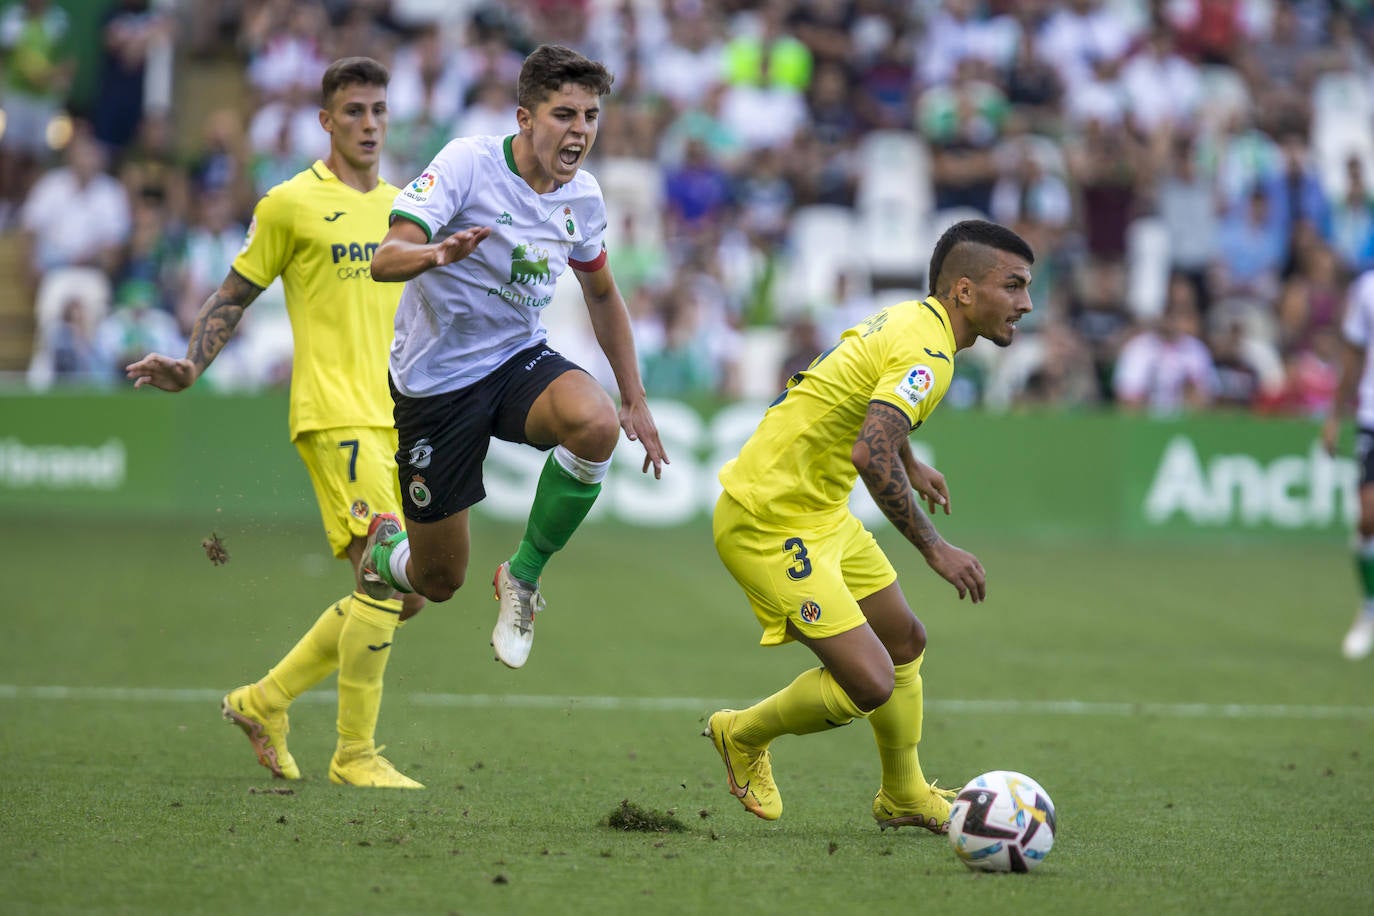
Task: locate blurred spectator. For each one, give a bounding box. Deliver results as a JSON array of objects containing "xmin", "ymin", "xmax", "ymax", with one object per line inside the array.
[
  {"xmin": 733, "ymin": 147, "xmax": 793, "ymax": 241},
  {"xmin": 852, "ymin": 26, "xmax": 913, "ymax": 132},
  {"xmin": 243, "ymin": 0, "xmax": 329, "ymax": 104},
  {"xmin": 1154, "ymin": 132, "xmax": 1219, "ymax": 314},
  {"xmin": 453, "ymin": 76, "xmax": 516, "ymax": 141},
  {"xmin": 118, "ymin": 113, "xmax": 189, "ymax": 224},
  {"xmin": 789, "ymin": 0, "xmax": 858, "ymax": 71},
  {"xmin": 0, "ymin": 0, "xmax": 74, "ymax": 223},
  {"xmin": 1330, "ymin": 154, "xmax": 1374, "ymax": 273},
  {"xmin": 188, "ymin": 108, "xmax": 253, "ymax": 214},
  {"xmin": 646, "ymin": 5, "xmax": 725, "ymax": 112},
  {"xmin": 921, "ymin": 61, "xmax": 1007, "ymax": 214},
  {"xmin": 46, "ymin": 294, "xmax": 101, "ymax": 384},
  {"xmin": 117, "ymin": 185, "xmax": 183, "ymax": 315},
  {"xmin": 664, "ymin": 137, "xmax": 734, "ymax": 240},
  {"xmin": 1169, "ymin": 0, "xmax": 1258, "ymax": 66},
  {"xmin": 640, "ymin": 285, "xmax": 719, "ymax": 398},
  {"xmin": 990, "ymin": 135, "xmax": 1072, "ymax": 235},
  {"xmin": 1066, "ymin": 117, "xmax": 1145, "ymax": 263},
  {"xmin": 93, "ymin": 278, "xmax": 184, "ymax": 382},
  {"xmin": 1276, "ymin": 240, "xmax": 1344, "ymax": 352},
  {"xmin": 1214, "ymin": 184, "xmax": 1287, "ymax": 302},
  {"xmin": 1118, "ymin": 21, "xmax": 1202, "ymax": 137},
  {"xmin": 987, "ymin": 320, "xmax": 1101, "ymax": 410},
  {"xmin": 1207, "ymin": 313, "xmax": 1279, "ymax": 410},
  {"xmin": 176, "ymin": 188, "xmax": 244, "ymax": 334},
  {"xmin": 718, "ymin": 1, "xmax": 811, "ymax": 151},
  {"xmin": 1035, "ymin": 0, "xmax": 1137, "ymax": 94},
  {"xmin": 1000, "ymin": 20, "xmax": 1063, "ymax": 132},
  {"xmin": 1276, "ymin": 323, "xmax": 1340, "ymax": 417},
  {"xmin": 92, "ymin": 0, "xmax": 173, "ymax": 154},
  {"xmin": 1268, "ymin": 131, "xmax": 1332, "ymax": 255},
  {"xmin": 388, "ymin": 21, "xmax": 467, "ymax": 129},
  {"xmin": 916, "ymin": 0, "xmax": 1020, "ymax": 89},
  {"xmin": 19, "ymin": 127, "xmax": 130, "ymax": 285},
  {"xmin": 775, "ymin": 313, "xmax": 824, "ymax": 389},
  {"xmin": 1113, "ymin": 274, "xmax": 1218, "ymax": 414},
  {"xmin": 1066, "ymin": 258, "xmax": 1134, "ymax": 400}
]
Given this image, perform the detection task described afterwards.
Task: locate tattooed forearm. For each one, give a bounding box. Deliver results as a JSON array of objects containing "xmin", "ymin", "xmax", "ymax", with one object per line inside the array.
[
  {"xmin": 854, "ymin": 403, "xmax": 942, "ymax": 553},
  {"xmin": 187, "ymin": 271, "xmax": 262, "ymax": 371}
]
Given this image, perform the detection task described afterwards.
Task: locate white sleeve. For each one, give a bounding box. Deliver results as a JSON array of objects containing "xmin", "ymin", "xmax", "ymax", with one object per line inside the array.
[
  {"xmin": 390, "ymin": 140, "xmax": 474, "ymax": 241},
  {"xmin": 1341, "ymin": 273, "xmax": 1374, "ymax": 347}
]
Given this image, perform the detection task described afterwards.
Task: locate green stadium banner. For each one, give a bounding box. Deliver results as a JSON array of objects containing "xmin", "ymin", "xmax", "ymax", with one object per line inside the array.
[{"xmin": 0, "ymin": 393, "xmax": 1353, "ymax": 542}]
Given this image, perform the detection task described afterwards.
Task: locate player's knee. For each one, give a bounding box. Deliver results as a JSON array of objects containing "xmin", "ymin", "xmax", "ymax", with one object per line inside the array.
[
  {"xmin": 562, "ymin": 405, "xmax": 620, "ymax": 460},
  {"xmin": 849, "ymin": 672, "xmax": 895, "ymax": 712},
  {"xmin": 414, "ymin": 568, "xmax": 465, "ymax": 603}
]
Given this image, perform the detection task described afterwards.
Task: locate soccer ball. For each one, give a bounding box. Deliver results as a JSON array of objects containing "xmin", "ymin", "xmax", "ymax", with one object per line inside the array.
[{"xmin": 948, "ymin": 770, "xmax": 1056, "ymax": 873}]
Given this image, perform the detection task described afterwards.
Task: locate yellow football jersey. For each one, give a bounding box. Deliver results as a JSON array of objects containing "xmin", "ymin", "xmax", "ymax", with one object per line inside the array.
[
  {"xmin": 719, "ymin": 296, "xmax": 957, "ymax": 520},
  {"xmin": 232, "ymin": 161, "xmax": 401, "ymax": 440}
]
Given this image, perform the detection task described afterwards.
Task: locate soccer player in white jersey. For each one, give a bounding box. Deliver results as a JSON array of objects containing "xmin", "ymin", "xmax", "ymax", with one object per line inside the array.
[
  {"xmin": 1323, "ymin": 269, "xmax": 1374, "ymax": 659},
  {"xmin": 364, "ymin": 44, "xmax": 668, "ymax": 669}
]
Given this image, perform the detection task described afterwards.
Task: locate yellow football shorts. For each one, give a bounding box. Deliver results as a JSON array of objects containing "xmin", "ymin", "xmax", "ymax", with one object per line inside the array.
[
  {"xmin": 712, "ymin": 491, "xmax": 897, "ymax": 646},
  {"xmin": 294, "ymin": 426, "xmax": 404, "ymax": 559}
]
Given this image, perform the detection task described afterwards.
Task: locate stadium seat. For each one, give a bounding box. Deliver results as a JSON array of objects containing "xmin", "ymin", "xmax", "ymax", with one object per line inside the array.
[
  {"xmin": 779, "ymin": 204, "xmax": 863, "ymax": 315},
  {"xmin": 1311, "ymin": 71, "xmax": 1374, "ymax": 199},
  {"xmin": 26, "ymin": 267, "xmax": 112, "ymax": 391}
]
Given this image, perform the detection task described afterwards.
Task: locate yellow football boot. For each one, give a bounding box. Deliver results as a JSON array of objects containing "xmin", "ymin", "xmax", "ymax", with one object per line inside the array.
[
  {"xmin": 221, "ymin": 684, "xmax": 300, "ymax": 780},
  {"xmin": 703, "ymin": 709, "xmax": 782, "ymax": 820},
  {"xmin": 872, "ymin": 782, "xmax": 958, "ymax": 834},
  {"xmin": 328, "ymin": 742, "xmax": 424, "ymax": 789}
]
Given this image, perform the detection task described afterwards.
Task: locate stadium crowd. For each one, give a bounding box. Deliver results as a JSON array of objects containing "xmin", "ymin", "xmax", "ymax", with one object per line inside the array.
[{"xmin": 4, "ymin": 0, "xmax": 1373, "ymax": 415}]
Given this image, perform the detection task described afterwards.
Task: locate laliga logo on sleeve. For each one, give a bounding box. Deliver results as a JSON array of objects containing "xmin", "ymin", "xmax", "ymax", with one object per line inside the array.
[
  {"xmin": 403, "ymin": 171, "xmax": 437, "ymax": 202},
  {"xmin": 896, "ymin": 364, "xmax": 935, "ymax": 406}
]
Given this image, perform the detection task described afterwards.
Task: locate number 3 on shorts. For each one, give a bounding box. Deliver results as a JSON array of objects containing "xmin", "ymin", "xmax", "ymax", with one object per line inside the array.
[{"xmin": 783, "ymin": 536, "xmax": 812, "ymax": 580}]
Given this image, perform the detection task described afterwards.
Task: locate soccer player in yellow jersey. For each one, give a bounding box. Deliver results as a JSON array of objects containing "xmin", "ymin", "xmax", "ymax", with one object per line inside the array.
[
  {"xmin": 125, "ymin": 58, "xmax": 424, "ymax": 789},
  {"xmin": 706, "ymin": 219, "xmax": 1034, "ymax": 831}
]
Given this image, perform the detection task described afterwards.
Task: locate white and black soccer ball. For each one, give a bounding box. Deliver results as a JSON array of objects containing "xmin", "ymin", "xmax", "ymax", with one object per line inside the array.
[{"xmin": 948, "ymin": 770, "xmax": 1056, "ymax": 873}]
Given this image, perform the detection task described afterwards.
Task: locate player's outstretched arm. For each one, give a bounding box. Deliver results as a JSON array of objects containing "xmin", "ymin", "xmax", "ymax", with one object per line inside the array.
[
  {"xmin": 370, "ymin": 219, "xmax": 491, "ymax": 282},
  {"xmin": 574, "ymin": 263, "xmax": 669, "ymax": 478},
  {"xmin": 126, "ymin": 270, "xmax": 262, "ymax": 392},
  {"xmin": 854, "ymin": 402, "xmax": 985, "ymax": 602}
]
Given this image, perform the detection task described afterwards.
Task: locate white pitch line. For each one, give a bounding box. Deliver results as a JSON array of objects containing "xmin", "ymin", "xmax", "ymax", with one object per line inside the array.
[{"xmin": 1, "ymin": 685, "xmax": 1372, "ymax": 720}]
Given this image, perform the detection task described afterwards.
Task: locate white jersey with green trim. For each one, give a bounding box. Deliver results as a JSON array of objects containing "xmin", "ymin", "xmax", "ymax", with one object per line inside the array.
[
  {"xmin": 387, "ymin": 134, "xmax": 609, "ymax": 398},
  {"xmin": 1342, "ymin": 270, "xmax": 1374, "ymax": 429}
]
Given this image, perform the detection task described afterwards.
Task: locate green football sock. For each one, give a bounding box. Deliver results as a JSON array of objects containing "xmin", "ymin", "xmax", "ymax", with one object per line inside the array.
[{"xmin": 508, "ymin": 452, "xmax": 602, "ymax": 584}]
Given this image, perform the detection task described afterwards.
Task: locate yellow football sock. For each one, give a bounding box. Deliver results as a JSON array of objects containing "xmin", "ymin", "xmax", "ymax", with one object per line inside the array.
[
  {"xmin": 867, "ymin": 654, "xmax": 929, "ymax": 805},
  {"xmin": 257, "ymin": 597, "xmax": 349, "ymax": 712},
  {"xmin": 336, "ymin": 591, "xmax": 401, "ymax": 745},
  {"xmin": 731, "ymin": 666, "xmax": 869, "ymax": 747}
]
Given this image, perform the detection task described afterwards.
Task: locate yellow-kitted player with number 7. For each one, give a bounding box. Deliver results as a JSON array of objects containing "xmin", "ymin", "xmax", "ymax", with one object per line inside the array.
[{"xmin": 125, "ymin": 57, "xmax": 423, "ymax": 789}]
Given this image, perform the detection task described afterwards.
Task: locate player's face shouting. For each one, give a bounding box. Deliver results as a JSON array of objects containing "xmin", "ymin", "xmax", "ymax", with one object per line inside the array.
[
  {"xmin": 968, "ymin": 254, "xmax": 1033, "ymax": 348},
  {"xmin": 520, "ymin": 83, "xmax": 600, "ymax": 191},
  {"xmin": 322, "ymin": 83, "xmax": 388, "ymax": 171}
]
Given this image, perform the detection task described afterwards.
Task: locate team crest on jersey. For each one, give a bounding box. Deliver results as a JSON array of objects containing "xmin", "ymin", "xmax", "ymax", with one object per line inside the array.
[
  {"xmin": 562, "ymin": 205, "xmax": 577, "ymax": 237},
  {"xmin": 408, "ymin": 475, "xmax": 432, "ymax": 508},
  {"xmin": 799, "ymin": 600, "xmax": 822, "ymax": 623},
  {"xmin": 402, "ymin": 170, "xmax": 437, "ymax": 203},
  {"xmin": 350, "ymin": 499, "xmax": 370, "ymax": 520},
  {"xmin": 509, "ymin": 242, "xmax": 551, "ymax": 284},
  {"xmin": 896, "ymin": 364, "xmax": 935, "ymax": 407}
]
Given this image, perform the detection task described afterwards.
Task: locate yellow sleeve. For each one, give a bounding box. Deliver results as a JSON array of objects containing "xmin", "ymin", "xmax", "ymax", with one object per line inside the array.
[
  {"xmin": 231, "ymin": 185, "xmax": 295, "ymax": 289},
  {"xmin": 867, "ymin": 333, "xmax": 953, "ymax": 430}
]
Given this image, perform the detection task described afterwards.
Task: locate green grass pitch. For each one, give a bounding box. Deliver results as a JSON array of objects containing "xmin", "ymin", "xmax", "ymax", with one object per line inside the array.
[{"xmin": 1, "ymin": 511, "xmax": 1370, "ymax": 915}]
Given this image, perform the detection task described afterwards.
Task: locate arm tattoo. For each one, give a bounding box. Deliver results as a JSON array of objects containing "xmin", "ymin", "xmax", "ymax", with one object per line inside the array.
[
  {"xmin": 187, "ymin": 271, "xmax": 262, "ymax": 371},
  {"xmin": 854, "ymin": 402, "xmax": 941, "ymax": 553}
]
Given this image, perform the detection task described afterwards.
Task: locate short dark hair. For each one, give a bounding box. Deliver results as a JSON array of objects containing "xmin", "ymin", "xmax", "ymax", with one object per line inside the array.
[
  {"xmin": 321, "ymin": 56, "xmax": 389, "ymax": 108},
  {"xmin": 517, "ymin": 44, "xmax": 614, "ymax": 110},
  {"xmin": 927, "ymin": 219, "xmax": 1035, "ymax": 297}
]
